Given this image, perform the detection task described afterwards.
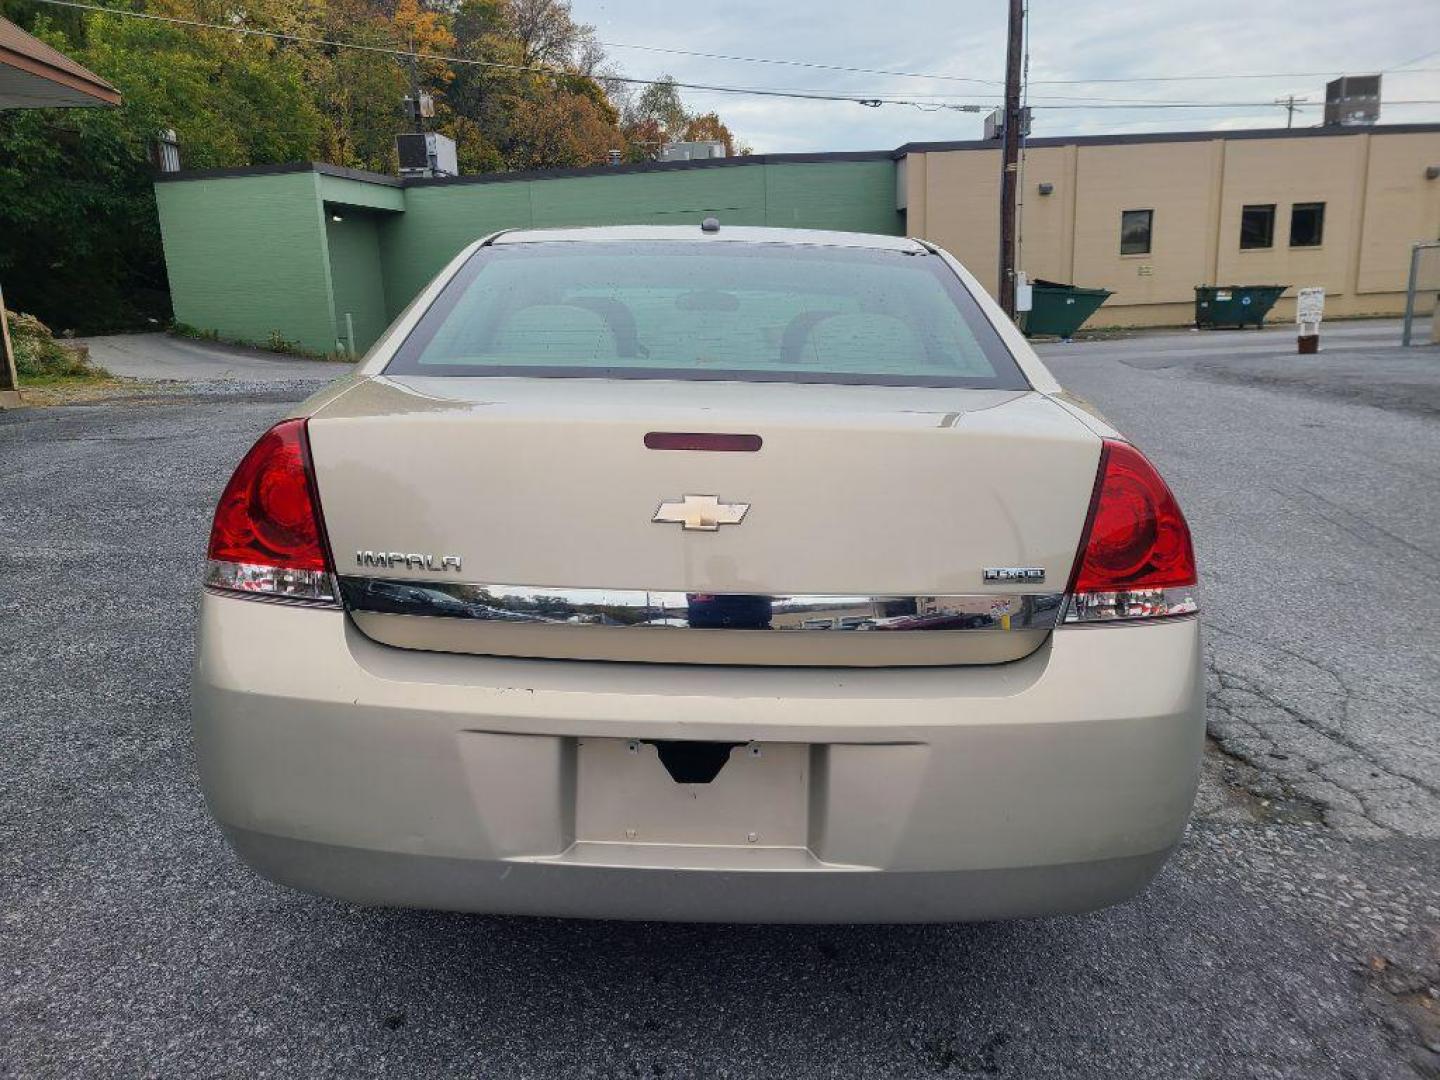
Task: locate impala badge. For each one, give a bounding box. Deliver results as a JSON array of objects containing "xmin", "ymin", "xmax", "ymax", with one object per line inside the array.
[
  {"xmin": 357, "ymin": 551, "xmax": 463, "ymax": 572},
  {"xmin": 653, "ymin": 495, "xmax": 750, "ymax": 532}
]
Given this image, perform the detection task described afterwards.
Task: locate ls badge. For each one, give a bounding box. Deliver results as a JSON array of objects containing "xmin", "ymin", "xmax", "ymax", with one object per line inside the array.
[{"xmin": 984, "ymin": 567, "xmax": 1046, "ymax": 583}]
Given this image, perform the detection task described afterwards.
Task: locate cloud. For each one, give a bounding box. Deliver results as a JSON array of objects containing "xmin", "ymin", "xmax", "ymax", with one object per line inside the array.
[{"xmin": 575, "ymin": 0, "xmax": 1440, "ymax": 151}]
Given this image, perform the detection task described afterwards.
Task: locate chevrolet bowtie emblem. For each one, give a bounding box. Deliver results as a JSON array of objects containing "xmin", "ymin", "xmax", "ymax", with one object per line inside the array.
[{"xmin": 653, "ymin": 494, "xmax": 750, "ymax": 532}]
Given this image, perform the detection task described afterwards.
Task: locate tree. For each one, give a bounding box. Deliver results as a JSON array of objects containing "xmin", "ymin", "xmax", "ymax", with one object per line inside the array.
[
  {"xmin": 0, "ymin": 6, "xmax": 324, "ymax": 330},
  {"xmin": 393, "ymin": 0, "xmax": 456, "ymax": 88},
  {"xmin": 683, "ymin": 112, "xmax": 741, "ymax": 156},
  {"xmin": 504, "ymin": 0, "xmax": 597, "ymax": 68},
  {"xmin": 619, "ymin": 116, "xmax": 664, "ymax": 163},
  {"xmin": 506, "ymin": 90, "xmax": 616, "ymax": 170},
  {"xmin": 630, "ymin": 75, "xmax": 687, "ymax": 141},
  {"xmin": 445, "ymin": 0, "xmax": 530, "ymax": 161},
  {"xmin": 618, "ymin": 76, "xmax": 751, "ymax": 161},
  {"xmin": 0, "ymin": 0, "xmax": 743, "ymax": 332}
]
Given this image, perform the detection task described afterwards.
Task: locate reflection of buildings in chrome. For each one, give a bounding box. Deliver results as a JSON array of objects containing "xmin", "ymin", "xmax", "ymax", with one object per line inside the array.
[
  {"xmin": 773, "ymin": 596, "xmax": 998, "ymax": 631},
  {"xmin": 916, "ymin": 595, "xmax": 998, "ymax": 616},
  {"xmin": 772, "ymin": 601, "xmax": 878, "ymax": 631},
  {"xmin": 774, "ymin": 596, "xmax": 1011, "ymax": 631}
]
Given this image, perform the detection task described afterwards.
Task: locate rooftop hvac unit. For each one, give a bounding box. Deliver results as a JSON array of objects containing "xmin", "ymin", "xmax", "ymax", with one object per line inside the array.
[
  {"xmin": 1324, "ymin": 75, "xmax": 1381, "ymax": 127},
  {"xmin": 984, "ymin": 107, "xmax": 1032, "ymax": 141},
  {"xmin": 396, "ymin": 132, "xmax": 458, "ymax": 178},
  {"xmin": 659, "ymin": 140, "xmax": 727, "ymax": 162}
]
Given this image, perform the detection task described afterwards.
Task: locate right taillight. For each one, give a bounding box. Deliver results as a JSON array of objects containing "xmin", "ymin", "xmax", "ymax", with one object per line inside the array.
[{"xmin": 1065, "ymin": 439, "xmax": 1198, "ymax": 623}]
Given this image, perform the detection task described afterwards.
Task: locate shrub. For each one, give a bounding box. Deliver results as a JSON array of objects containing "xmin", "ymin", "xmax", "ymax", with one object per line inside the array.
[
  {"xmin": 170, "ymin": 321, "xmax": 219, "ymax": 342},
  {"xmin": 265, "ymin": 329, "xmax": 304, "ymax": 355},
  {"xmin": 6, "ymin": 311, "xmax": 109, "ymax": 380}
]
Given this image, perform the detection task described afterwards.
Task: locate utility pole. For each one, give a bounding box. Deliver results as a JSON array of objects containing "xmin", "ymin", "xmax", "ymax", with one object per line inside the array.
[
  {"xmin": 408, "ymin": 37, "xmax": 426, "ymax": 134},
  {"xmin": 1278, "ymin": 94, "xmax": 1313, "ymax": 127},
  {"xmin": 998, "ymin": 0, "xmax": 1024, "ymax": 319},
  {"xmin": 0, "ymin": 283, "xmax": 19, "ymax": 404}
]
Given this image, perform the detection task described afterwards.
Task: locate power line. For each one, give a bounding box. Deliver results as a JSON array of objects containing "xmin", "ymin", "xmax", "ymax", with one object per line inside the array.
[
  {"xmin": 595, "ymin": 37, "xmax": 1004, "ymax": 86},
  {"xmin": 672, "ymin": 86, "xmax": 1440, "ymax": 110},
  {"xmin": 31, "ymin": 0, "xmax": 987, "ymax": 113},
  {"xmin": 821, "ymin": 88, "xmax": 1377, "ymax": 105},
  {"xmin": 1036, "ymin": 100, "xmax": 1440, "ymax": 109},
  {"xmin": 1030, "ymin": 68, "xmax": 1440, "ymax": 85},
  {"xmin": 1389, "ymin": 47, "xmax": 1440, "ymax": 70},
  {"xmin": 593, "ymin": 36, "xmax": 1440, "ymax": 89},
  {"xmin": 30, "ymin": 1, "xmax": 1440, "ymax": 116}
]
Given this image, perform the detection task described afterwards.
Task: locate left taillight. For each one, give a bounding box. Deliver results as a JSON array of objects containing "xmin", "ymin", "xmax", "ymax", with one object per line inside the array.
[{"xmin": 204, "ymin": 418, "xmax": 337, "ymax": 604}]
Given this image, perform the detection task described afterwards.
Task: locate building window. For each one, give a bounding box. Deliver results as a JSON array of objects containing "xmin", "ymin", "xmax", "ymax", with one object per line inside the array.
[
  {"xmin": 1290, "ymin": 202, "xmax": 1325, "ymax": 247},
  {"xmin": 1240, "ymin": 204, "xmax": 1276, "ymax": 249},
  {"xmin": 1120, "ymin": 209, "xmax": 1153, "ymax": 255}
]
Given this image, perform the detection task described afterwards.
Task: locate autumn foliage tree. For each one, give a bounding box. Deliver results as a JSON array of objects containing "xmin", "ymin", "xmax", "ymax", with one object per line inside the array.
[
  {"xmin": 0, "ymin": 0, "xmax": 742, "ymax": 332},
  {"xmin": 507, "ymin": 92, "xmax": 618, "ymax": 170},
  {"xmin": 616, "ymin": 76, "xmax": 748, "ymax": 161},
  {"xmin": 683, "ymin": 112, "xmax": 743, "ymax": 157},
  {"xmin": 0, "ymin": 0, "xmax": 324, "ymax": 329}
]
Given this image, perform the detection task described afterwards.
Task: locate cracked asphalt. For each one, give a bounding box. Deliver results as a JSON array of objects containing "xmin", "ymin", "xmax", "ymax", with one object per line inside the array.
[
  {"xmin": 3, "ymin": 322, "xmax": 1438, "ymax": 1078},
  {"xmin": 1038, "ymin": 320, "xmax": 1440, "ymax": 842}
]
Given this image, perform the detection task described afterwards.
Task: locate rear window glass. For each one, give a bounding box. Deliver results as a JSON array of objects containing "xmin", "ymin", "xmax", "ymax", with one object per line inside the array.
[{"xmin": 385, "ymin": 241, "xmax": 1028, "ymax": 389}]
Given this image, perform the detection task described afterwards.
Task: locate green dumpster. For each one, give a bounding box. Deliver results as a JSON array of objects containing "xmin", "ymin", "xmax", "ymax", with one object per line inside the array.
[
  {"xmin": 1022, "ymin": 280, "xmax": 1113, "ymax": 338},
  {"xmin": 1194, "ymin": 284, "xmax": 1288, "ymax": 329}
]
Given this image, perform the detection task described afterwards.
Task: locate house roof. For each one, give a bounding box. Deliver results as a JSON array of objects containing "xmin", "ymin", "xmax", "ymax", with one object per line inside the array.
[{"xmin": 0, "ymin": 15, "xmax": 120, "ymax": 109}]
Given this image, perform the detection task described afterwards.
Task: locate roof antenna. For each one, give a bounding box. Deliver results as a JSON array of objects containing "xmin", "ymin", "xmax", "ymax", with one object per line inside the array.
[{"xmin": 701, "ymin": 216, "xmax": 720, "ymax": 233}]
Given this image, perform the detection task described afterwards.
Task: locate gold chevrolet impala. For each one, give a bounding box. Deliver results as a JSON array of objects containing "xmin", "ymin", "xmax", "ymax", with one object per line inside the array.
[{"xmin": 192, "ymin": 224, "xmax": 1203, "ymax": 922}]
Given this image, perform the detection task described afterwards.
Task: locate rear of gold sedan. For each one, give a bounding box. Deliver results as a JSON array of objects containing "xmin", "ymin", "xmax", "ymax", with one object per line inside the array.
[{"xmin": 191, "ymin": 226, "xmax": 1204, "ymax": 922}]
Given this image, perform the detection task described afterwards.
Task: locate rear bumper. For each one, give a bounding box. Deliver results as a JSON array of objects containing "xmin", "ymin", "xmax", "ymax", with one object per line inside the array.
[
  {"xmin": 192, "ymin": 594, "xmax": 1205, "ymax": 923},
  {"xmin": 224, "ymin": 827, "xmax": 1173, "ymax": 923}
]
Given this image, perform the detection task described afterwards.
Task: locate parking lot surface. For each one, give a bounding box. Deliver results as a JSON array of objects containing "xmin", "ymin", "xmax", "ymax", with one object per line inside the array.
[
  {"xmin": 77, "ymin": 332, "xmax": 357, "ymax": 383},
  {"xmin": 2, "ymin": 323, "xmax": 1437, "ymax": 1078}
]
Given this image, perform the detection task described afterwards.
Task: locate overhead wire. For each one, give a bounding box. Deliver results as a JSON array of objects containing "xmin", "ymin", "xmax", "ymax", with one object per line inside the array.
[
  {"xmin": 590, "ymin": 35, "xmax": 1440, "ymax": 88},
  {"xmin": 30, "ymin": 0, "xmax": 1440, "ymax": 116},
  {"xmin": 1029, "ymin": 68, "xmax": 1440, "ymax": 85},
  {"xmin": 29, "ymin": 0, "xmax": 981, "ymax": 112}
]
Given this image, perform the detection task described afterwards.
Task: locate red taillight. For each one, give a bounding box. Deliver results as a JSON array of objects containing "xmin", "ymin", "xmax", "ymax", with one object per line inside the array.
[
  {"xmin": 205, "ymin": 419, "xmax": 336, "ymax": 603},
  {"xmin": 1067, "ymin": 440, "xmax": 1198, "ymax": 622}
]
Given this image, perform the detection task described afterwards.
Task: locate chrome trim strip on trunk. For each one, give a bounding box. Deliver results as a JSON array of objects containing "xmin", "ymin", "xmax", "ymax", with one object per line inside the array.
[{"xmin": 337, "ymin": 577, "xmax": 1066, "ymax": 633}]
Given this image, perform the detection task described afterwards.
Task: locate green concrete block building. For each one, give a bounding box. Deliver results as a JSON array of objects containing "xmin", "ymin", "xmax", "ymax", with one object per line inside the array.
[
  {"xmin": 154, "ymin": 154, "xmax": 904, "ymax": 357},
  {"xmin": 153, "ymin": 123, "xmax": 1440, "ymax": 349}
]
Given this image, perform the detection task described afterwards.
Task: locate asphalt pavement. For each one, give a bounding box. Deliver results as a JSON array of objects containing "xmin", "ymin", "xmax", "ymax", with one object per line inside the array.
[
  {"xmin": 1039, "ymin": 320, "xmax": 1440, "ymax": 841},
  {"xmin": 77, "ymin": 332, "xmax": 356, "ymax": 382},
  {"xmin": 2, "ymin": 324, "xmax": 1437, "ymax": 1078}
]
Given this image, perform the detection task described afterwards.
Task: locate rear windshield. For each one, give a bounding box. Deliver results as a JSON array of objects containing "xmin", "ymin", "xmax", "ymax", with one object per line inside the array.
[{"xmin": 385, "ymin": 241, "xmax": 1028, "ymax": 389}]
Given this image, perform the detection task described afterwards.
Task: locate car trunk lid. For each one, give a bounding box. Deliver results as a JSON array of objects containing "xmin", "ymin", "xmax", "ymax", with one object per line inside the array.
[{"xmin": 307, "ymin": 375, "xmax": 1098, "ymax": 666}]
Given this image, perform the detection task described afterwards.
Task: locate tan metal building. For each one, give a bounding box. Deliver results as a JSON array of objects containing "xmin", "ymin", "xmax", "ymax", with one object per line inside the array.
[{"xmin": 900, "ymin": 124, "xmax": 1440, "ymax": 326}]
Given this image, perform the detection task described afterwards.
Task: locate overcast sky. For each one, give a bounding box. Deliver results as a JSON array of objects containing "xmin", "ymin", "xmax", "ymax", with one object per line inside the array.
[{"xmin": 573, "ymin": 0, "xmax": 1440, "ymax": 152}]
